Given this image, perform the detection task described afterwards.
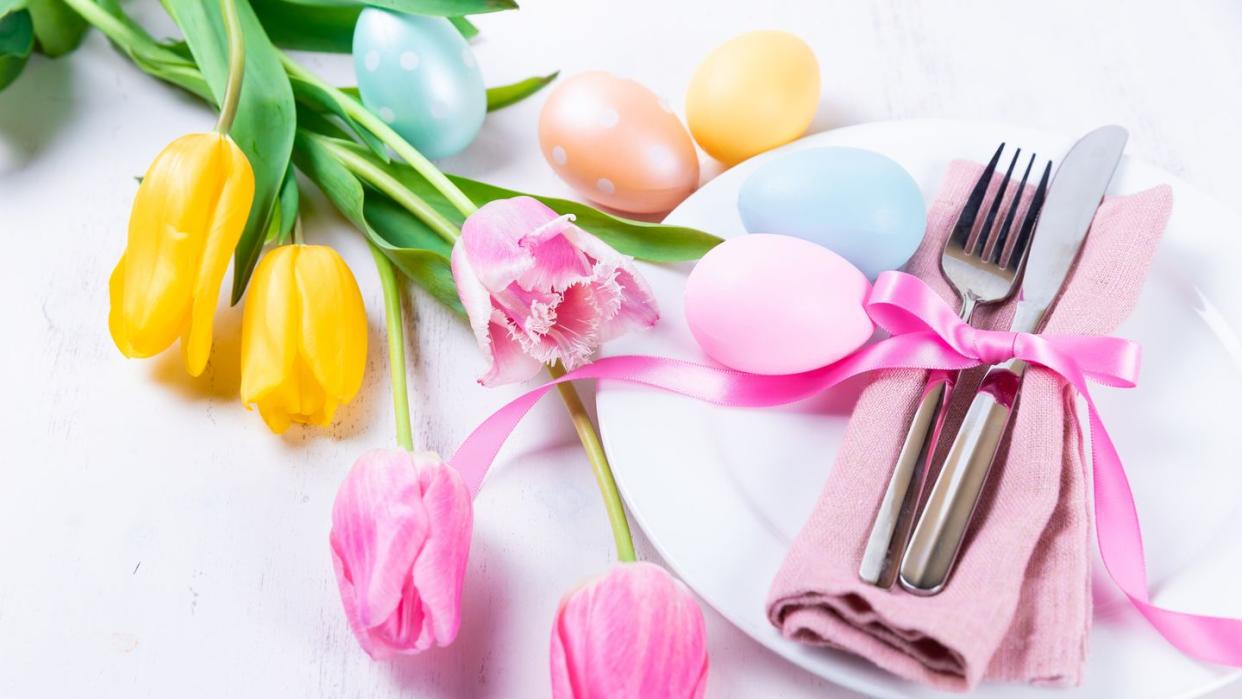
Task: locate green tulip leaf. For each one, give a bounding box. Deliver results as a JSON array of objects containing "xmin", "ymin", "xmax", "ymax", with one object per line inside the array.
[
  {"xmin": 288, "ymin": 75, "xmax": 389, "ymax": 161},
  {"xmin": 27, "ymin": 0, "xmax": 86, "ymax": 57},
  {"xmin": 162, "ymin": 0, "xmax": 297, "ymax": 303},
  {"xmin": 252, "ymin": 0, "xmax": 357, "ymax": 53},
  {"xmin": 0, "ymin": 8, "xmax": 34, "ymax": 92},
  {"xmin": 293, "ymin": 128, "xmax": 463, "ymax": 313},
  {"xmin": 486, "ymin": 71, "xmax": 556, "ymax": 112},
  {"xmin": 277, "ymin": 0, "xmax": 516, "ymax": 16},
  {"xmin": 251, "ymin": 0, "xmax": 483, "ymax": 51}
]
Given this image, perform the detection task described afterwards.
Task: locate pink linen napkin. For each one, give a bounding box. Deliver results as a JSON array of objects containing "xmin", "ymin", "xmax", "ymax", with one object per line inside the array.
[{"xmin": 766, "ymin": 160, "xmax": 1173, "ymax": 691}]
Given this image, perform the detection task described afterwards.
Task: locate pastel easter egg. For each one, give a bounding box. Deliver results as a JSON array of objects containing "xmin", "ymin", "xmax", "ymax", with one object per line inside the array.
[
  {"xmin": 538, "ymin": 71, "xmax": 699, "ymax": 214},
  {"xmin": 353, "ymin": 9, "xmax": 486, "ymax": 160},
  {"xmin": 738, "ymin": 147, "xmax": 926, "ymax": 279},
  {"xmin": 686, "ymin": 31, "xmax": 820, "ymax": 165},
  {"xmin": 684, "ymin": 234, "xmax": 874, "ymax": 375}
]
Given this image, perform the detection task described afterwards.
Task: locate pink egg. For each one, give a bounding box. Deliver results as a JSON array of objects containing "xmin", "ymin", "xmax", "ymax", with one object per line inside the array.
[
  {"xmin": 538, "ymin": 71, "xmax": 699, "ymax": 214},
  {"xmin": 684, "ymin": 234, "xmax": 875, "ymax": 374}
]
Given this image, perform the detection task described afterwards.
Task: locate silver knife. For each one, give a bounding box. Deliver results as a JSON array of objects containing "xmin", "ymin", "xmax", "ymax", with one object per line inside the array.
[{"xmin": 898, "ymin": 125, "xmax": 1129, "ymax": 595}]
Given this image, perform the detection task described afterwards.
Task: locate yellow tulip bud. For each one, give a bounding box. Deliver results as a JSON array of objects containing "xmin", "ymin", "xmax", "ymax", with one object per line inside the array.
[
  {"xmin": 240, "ymin": 244, "xmax": 368, "ymax": 433},
  {"xmin": 108, "ymin": 132, "xmax": 255, "ymax": 376}
]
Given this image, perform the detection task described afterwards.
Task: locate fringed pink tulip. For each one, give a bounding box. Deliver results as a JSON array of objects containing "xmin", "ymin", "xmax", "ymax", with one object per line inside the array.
[
  {"xmin": 330, "ymin": 449, "xmax": 472, "ymax": 659},
  {"xmin": 551, "ymin": 562, "xmax": 709, "ymax": 699},
  {"xmin": 451, "ymin": 196, "xmax": 659, "ymax": 386}
]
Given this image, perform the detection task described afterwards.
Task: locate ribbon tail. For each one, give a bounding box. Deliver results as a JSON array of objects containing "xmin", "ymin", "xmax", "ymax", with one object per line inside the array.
[{"xmin": 1084, "ymin": 392, "xmax": 1242, "ymax": 665}]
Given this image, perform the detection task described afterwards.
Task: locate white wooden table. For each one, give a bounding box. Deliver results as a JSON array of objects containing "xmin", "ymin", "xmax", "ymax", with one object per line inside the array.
[{"xmin": 3, "ymin": 1, "xmax": 1241, "ymax": 696}]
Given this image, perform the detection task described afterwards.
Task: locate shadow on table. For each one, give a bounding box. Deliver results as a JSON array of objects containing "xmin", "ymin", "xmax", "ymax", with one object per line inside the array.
[
  {"xmin": 148, "ymin": 303, "xmax": 244, "ymax": 401},
  {"xmin": 0, "ymin": 56, "xmax": 77, "ymax": 176},
  {"xmin": 145, "ymin": 302, "xmax": 383, "ymax": 443}
]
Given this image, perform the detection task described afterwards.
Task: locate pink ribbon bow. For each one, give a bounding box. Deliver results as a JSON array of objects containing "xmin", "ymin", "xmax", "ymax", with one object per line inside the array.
[{"xmin": 451, "ymin": 270, "xmax": 1242, "ymax": 668}]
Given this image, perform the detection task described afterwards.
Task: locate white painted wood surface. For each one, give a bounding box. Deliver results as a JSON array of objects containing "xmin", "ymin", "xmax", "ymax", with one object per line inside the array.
[{"xmin": 2, "ymin": 1, "xmax": 1241, "ymax": 696}]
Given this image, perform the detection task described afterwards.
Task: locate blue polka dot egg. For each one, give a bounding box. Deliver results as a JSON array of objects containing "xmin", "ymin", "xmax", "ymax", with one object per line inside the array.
[
  {"xmin": 738, "ymin": 147, "xmax": 926, "ymax": 279},
  {"xmin": 353, "ymin": 9, "xmax": 486, "ymax": 160}
]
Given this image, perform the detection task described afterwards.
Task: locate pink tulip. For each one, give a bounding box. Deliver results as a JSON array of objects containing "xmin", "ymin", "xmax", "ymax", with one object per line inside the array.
[
  {"xmin": 451, "ymin": 196, "xmax": 659, "ymax": 386},
  {"xmin": 551, "ymin": 562, "xmax": 709, "ymax": 699},
  {"xmin": 330, "ymin": 449, "xmax": 472, "ymax": 659}
]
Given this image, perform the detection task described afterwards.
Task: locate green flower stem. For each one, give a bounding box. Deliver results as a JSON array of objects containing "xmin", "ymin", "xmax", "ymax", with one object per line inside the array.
[
  {"xmin": 371, "ymin": 245, "xmax": 414, "ymax": 452},
  {"xmin": 61, "ymin": 0, "xmax": 146, "ymax": 48},
  {"xmin": 548, "ymin": 363, "xmax": 637, "ymax": 563},
  {"xmin": 215, "ymin": 0, "xmax": 245, "ymax": 134},
  {"xmin": 278, "ymin": 53, "xmax": 478, "ymax": 218},
  {"xmin": 321, "ymin": 137, "xmax": 460, "ymax": 245}
]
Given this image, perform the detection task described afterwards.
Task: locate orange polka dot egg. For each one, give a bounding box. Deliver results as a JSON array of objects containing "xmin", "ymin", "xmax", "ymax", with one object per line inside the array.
[{"xmin": 538, "ymin": 71, "xmax": 699, "ymax": 214}]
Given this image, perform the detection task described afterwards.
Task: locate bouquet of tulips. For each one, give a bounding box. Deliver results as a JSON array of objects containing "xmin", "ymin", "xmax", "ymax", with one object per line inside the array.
[{"xmin": 5, "ymin": 0, "xmax": 722, "ymax": 695}]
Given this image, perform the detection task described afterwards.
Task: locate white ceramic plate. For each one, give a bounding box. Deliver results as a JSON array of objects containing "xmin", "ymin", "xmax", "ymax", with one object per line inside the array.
[{"xmin": 596, "ymin": 119, "xmax": 1242, "ymax": 698}]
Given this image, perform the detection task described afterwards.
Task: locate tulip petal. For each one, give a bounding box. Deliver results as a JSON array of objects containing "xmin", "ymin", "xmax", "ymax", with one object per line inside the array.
[
  {"xmin": 460, "ymin": 197, "xmax": 553, "ymax": 292},
  {"xmin": 550, "ymin": 563, "xmax": 708, "ymax": 699},
  {"xmin": 564, "ymin": 227, "xmax": 660, "ymax": 339},
  {"xmin": 295, "ymin": 246, "xmax": 367, "ymax": 414},
  {"xmin": 603, "ymin": 264, "xmax": 660, "ymax": 341},
  {"xmin": 515, "ymin": 217, "xmax": 593, "ymax": 292},
  {"xmin": 181, "ymin": 134, "xmax": 254, "ymax": 376},
  {"xmin": 240, "ymin": 246, "xmax": 300, "ymax": 432},
  {"xmin": 410, "ymin": 454, "xmax": 473, "ymax": 647},
  {"xmin": 452, "ymin": 242, "xmax": 543, "ymax": 386},
  {"xmin": 330, "ymin": 450, "xmax": 429, "ymax": 631}
]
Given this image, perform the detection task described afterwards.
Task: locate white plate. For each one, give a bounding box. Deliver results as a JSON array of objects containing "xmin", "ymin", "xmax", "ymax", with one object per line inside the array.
[{"xmin": 596, "ymin": 119, "xmax": 1242, "ymax": 698}]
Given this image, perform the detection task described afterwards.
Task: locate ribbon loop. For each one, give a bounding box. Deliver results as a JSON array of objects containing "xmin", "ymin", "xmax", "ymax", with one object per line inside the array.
[{"xmin": 867, "ymin": 271, "xmax": 1141, "ymax": 386}]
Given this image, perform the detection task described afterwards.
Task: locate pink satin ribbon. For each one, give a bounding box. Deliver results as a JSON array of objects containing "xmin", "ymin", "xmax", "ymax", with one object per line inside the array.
[{"xmin": 451, "ymin": 270, "xmax": 1242, "ymax": 668}]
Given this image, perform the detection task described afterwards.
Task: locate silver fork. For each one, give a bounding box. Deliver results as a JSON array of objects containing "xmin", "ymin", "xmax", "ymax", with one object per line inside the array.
[{"xmin": 858, "ymin": 145, "xmax": 1052, "ymax": 588}]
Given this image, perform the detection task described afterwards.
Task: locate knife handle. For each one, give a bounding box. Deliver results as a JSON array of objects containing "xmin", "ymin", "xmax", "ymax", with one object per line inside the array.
[
  {"xmin": 859, "ymin": 371, "xmax": 955, "ymax": 587},
  {"xmin": 898, "ymin": 363, "xmax": 1025, "ymax": 595}
]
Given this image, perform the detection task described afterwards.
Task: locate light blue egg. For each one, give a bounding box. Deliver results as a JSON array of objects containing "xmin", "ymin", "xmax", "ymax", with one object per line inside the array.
[
  {"xmin": 737, "ymin": 147, "xmax": 926, "ymax": 279},
  {"xmin": 353, "ymin": 9, "xmax": 486, "ymax": 160}
]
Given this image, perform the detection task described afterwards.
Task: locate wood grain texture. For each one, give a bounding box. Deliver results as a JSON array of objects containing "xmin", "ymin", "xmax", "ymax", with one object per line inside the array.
[{"xmin": 1, "ymin": 1, "xmax": 1240, "ymax": 696}]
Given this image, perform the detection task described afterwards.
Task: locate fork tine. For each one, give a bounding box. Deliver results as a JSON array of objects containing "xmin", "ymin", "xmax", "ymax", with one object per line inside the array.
[
  {"xmin": 949, "ymin": 143, "xmax": 1004, "ymax": 251},
  {"xmin": 1005, "ymin": 160, "xmax": 1052, "ymax": 271},
  {"xmin": 976, "ymin": 148, "xmax": 1021, "ymax": 258},
  {"xmin": 992, "ymin": 153, "xmax": 1036, "ymax": 266}
]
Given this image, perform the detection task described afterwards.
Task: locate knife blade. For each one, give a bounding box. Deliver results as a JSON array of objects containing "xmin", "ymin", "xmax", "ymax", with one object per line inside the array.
[{"xmin": 897, "ymin": 125, "xmax": 1129, "ymax": 595}]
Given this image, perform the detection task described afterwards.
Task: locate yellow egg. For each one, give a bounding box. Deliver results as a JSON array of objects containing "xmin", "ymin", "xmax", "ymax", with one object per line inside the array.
[{"xmin": 686, "ymin": 31, "xmax": 820, "ymax": 165}]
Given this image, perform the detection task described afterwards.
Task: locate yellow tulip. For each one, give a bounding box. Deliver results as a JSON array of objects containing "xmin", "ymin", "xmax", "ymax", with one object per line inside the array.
[
  {"xmin": 240, "ymin": 244, "xmax": 368, "ymax": 433},
  {"xmin": 108, "ymin": 132, "xmax": 255, "ymax": 376}
]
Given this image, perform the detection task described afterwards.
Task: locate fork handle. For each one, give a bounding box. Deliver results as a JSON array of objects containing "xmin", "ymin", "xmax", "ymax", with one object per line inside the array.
[
  {"xmin": 898, "ymin": 362, "xmax": 1026, "ymax": 595},
  {"xmin": 858, "ymin": 370, "xmax": 955, "ymax": 588}
]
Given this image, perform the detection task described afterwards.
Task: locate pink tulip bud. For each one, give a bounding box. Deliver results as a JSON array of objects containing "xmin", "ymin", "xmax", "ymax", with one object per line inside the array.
[
  {"xmin": 330, "ymin": 449, "xmax": 472, "ymax": 659},
  {"xmin": 451, "ymin": 196, "xmax": 660, "ymax": 386},
  {"xmin": 551, "ymin": 562, "xmax": 709, "ymax": 698}
]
